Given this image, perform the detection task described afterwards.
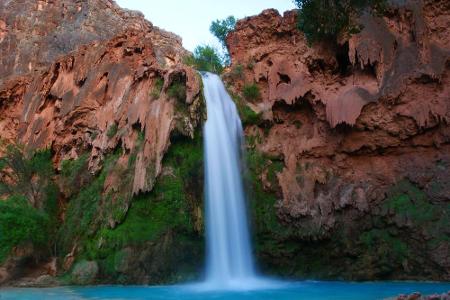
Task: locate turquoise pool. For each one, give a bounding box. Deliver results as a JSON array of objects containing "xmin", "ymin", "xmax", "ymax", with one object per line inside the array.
[{"xmin": 1, "ymin": 281, "xmax": 449, "ymax": 300}]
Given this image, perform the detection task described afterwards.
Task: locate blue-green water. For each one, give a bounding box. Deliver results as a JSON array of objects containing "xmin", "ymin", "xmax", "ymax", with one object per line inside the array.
[{"xmin": 1, "ymin": 281, "xmax": 449, "ymax": 300}]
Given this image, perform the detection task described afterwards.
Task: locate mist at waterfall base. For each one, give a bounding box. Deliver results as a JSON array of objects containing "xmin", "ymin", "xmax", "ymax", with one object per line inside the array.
[{"xmin": 3, "ymin": 74, "xmax": 450, "ymax": 299}]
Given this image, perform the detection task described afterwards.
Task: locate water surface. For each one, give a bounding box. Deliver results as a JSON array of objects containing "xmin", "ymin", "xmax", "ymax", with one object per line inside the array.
[{"xmin": 1, "ymin": 281, "xmax": 449, "ymax": 300}]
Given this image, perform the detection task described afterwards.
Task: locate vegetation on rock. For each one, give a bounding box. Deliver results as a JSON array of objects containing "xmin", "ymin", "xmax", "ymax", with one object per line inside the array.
[
  {"xmin": 60, "ymin": 133, "xmax": 205, "ymax": 284},
  {"xmin": 242, "ymin": 83, "xmax": 261, "ymax": 101},
  {"xmin": 227, "ymin": 90, "xmax": 262, "ymax": 126},
  {"xmin": 0, "ymin": 145, "xmax": 59, "ymax": 264},
  {"xmin": 150, "ymin": 77, "xmax": 164, "ymax": 99},
  {"xmin": 0, "ymin": 145, "xmax": 57, "ymax": 209},
  {"xmin": 210, "ymin": 16, "xmax": 236, "ymax": 63},
  {"xmin": 107, "ymin": 123, "xmax": 118, "ymax": 139},
  {"xmin": 0, "ymin": 195, "xmax": 50, "ymax": 264},
  {"xmin": 167, "ymin": 81, "xmax": 187, "ymax": 102},
  {"xmin": 184, "ymin": 45, "xmax": 224, "ymax": 74},
  {"xmin": 294, "ymin": 0, "xmax": 387, "ymax": 44}
]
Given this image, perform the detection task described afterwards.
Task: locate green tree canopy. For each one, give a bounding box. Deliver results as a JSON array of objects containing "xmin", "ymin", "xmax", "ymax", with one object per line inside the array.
[
  {"xmin": 0, "ymin": 144, "xmax": 55, "ymax": 209},
  {"xmin": 294, "ymin": 0, "xmax": 386, "ymax": 44},
  {"xmin": 184, "ymin": 45, "xmax": 224, "ymax": 74},
  {"xmin": 210, "ymin": 16, "xmax": 236, "ymax": 51},
  {"xmin": 210, "ymin": 16, "xmax": 236, "ymax": 64}
]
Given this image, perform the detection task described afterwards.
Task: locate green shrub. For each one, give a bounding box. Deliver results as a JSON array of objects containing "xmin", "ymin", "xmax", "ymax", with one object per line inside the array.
[
  {"xmin": 184, "ymin": 45, "xmax": 224, "ymax": 74},
  {"xmin": 0, "ymin": 195, "xmax": 50, "ymax": 263},
  {"xmin": 294, "ymin": 0, "xmax": 387, "ymax": 44},
  {"xmin": 107, "ymin": 123, "xmax": 118, "ymax": 139},
  {"xmin": 167, "ymin": 81, "xmax": 186, "ymax": 102},
  {"xmin": 228, "ymin": 91, "xmax": 262, "ymax": 126},
  {"xmin": 150, "ymin": 77, "xmax": 164, "ymax": 99},
  {"xmin": 230, "ymin": 64, "xmax": 244, "ymax": 80},
  {"xmin": 242, "ymin": 83, "xmax": 261, "ymax": 101},
  {"xmin": 61, "ymin": 154, "xmax": 89, "ymax": 182},
  {"xmin": 60, "ymin": 154, "xmax": 90, "ymax": 197}
]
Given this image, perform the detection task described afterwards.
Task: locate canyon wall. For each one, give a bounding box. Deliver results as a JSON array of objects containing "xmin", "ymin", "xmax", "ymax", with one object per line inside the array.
[
  {"xmin": 0, "ymin": 0, "xmax": 449, "ymax": 286},
  {"xmin": 225, "ymin": 1, "xmax": 449, "ymax": 280},
  {"xmin": 0, "ymin": 0, "xmax": 204, "ymax": 285}
]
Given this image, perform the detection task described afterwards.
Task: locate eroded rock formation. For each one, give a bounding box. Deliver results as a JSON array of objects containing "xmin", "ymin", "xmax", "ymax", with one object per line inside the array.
[
  {"xmin": 225, "ymin": 1, "xmax": 449, "ymax": 280},
  {"xmin": 0, "ymin": 0, "xmax": 203, "ymax": 285}
]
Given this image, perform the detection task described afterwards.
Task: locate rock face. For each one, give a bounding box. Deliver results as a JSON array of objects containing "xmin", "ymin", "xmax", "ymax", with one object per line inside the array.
[
  {"xmin": 0, "ymin": 0, "xmax": 203, "ymax": 285},
  {"xmin": 226, "ymin": 1, "xmax": 449, "ymax": 280},
  {"xmin": 71, "ymin": 260, "xmax": 99, "ymax": 285},
  {"xmin": 0, "ymin": 0, "xmax": 201, "ymax": 194},
  {"xmin": 0, "ymin": 0, "xmax": 188, "ymax": 84}
]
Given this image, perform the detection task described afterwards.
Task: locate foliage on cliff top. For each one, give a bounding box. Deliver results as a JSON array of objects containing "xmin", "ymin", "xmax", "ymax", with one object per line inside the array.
[
  {"xmin": 210, "ymin": 16, "xmax": 236, "ymax": 64},
  {"xmin": 294, "ymin": 0, "xmax": 387, "ymax": 44},
  {"xmin": 184, "ymin": 45, "xmax": 224, "ymax": 74}
]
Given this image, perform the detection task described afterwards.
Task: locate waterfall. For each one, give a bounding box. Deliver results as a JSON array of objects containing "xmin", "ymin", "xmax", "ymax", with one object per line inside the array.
[{"xmin": 201, "ymin": 72, "xmax": 257, "ymax": 289}]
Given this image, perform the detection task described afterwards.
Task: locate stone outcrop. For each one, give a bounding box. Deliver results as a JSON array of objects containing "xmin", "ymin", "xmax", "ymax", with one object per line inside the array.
[
  {"xmin": 226, "ymin": 1, "xmax": 449, "ymax": 280},
  {"xmin": 0, "ymin": 0, "xmax": 188, "ymax": 85}
]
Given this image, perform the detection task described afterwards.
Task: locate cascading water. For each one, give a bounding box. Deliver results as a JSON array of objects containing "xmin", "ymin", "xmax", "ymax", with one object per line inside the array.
[{"xmin": 201, "ymin": 72, "xmax": 257, "ymax": 289}]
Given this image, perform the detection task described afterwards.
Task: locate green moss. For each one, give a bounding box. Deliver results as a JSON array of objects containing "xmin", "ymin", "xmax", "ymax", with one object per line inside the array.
[
  {"xmin": 107, "ymin": 123, "xmax": 118, "ymax": 139},
  {"xmin": 64, "ymin": 133, "xmax": 204, "ymax": 282},
  {"xmin": 242, "ymin": 83, "xmax": 261, "ymax": 101},
  {"xmin": 246, "ymin": 148, "xmax": 288, "ymax": 237},
  {"xmin": 359, "ymin": 229, "xmax": 408, "ymax": 259},
  {"xmin": 61, "ymin": 154, "xmax": 89, "ymax": 181},
  {"xmin": 267, "ymin": 160, "xmax": 284, "ymax": 187},
  {"xmin": 228, "ymin": 91, "xmax": 262, "ymax": 126},
  {"xmin": 59, "ymin": 152, "xmax": 120, "ymax": 253},
  {"xmin": 384, "ymin": 180, "xmax": 438, "ymax": 225},
  {"xmin": 60, "ymin": 154, "xmax": 90, "ymax": 196}
]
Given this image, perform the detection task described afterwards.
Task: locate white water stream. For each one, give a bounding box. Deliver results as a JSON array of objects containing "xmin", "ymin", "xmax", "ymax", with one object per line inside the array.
[{"xmin": 201, "ymin": 72, "xmax": 258, "ymax": 290}]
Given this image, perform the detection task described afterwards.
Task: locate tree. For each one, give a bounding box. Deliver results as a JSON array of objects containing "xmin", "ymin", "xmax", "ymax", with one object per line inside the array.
[
  {"xmin": 210, "ymin": 16, "xmax": 236, "ymax": 64},
  {"xmin": 184, "ymin": 45, "xmax": 224, "ymax": 74},
  {"xmin": 293, "ymin": 0, "xmax": 386, "ymax": 44},
  {"xmin": 210, "ymin": 16, "xmax": 236, "ymax": 50},
  {"xmin": 0, "ymin": 144, "xmax": 55, "ymax": 209}
]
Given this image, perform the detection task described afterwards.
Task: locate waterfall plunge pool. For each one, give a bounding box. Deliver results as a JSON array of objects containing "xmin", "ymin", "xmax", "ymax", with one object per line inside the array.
[{"xmin": 1, "ymin": 281, "xmax": 450, "ymax": 299}]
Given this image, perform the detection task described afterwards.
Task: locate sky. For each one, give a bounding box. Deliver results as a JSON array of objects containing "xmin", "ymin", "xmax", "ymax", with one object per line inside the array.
[{"xmin": 115, "ymin": 0, "xmax": 296, "ymax": 52}]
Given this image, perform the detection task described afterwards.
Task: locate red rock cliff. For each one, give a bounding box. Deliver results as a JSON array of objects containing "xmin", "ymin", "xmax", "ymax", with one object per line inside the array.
[
  {"xmin": 0, "ymin": 0, "xmax": 201, "ymax": 195},
  {"xmin": 226, "ymin": 1, "xmax": 449, "ymax": 280}
]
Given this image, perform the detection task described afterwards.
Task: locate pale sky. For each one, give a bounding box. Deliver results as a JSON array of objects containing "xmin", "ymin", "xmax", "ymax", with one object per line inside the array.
[{"xmin": 115, "ymin": 1, "xmax": 296, "ymax": 52}]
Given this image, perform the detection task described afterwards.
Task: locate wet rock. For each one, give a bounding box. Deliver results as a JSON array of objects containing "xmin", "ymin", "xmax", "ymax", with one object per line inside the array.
[{"xmin": 71, "ymin": 260, "xmax": 99, "ymax": 285}]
